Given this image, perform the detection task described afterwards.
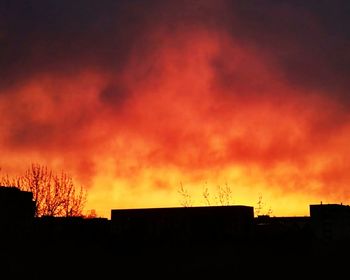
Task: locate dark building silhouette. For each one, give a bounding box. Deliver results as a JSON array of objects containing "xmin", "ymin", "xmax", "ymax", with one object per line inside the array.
[
  {"xmin": 110, "ymin": 205, "xmax": 255, "ymax": 276},
  {"xmin": 0, "ymin": 186, "xmax": 36, "ymax": 278},
  {"xmin": 0, "ymin": 186, "xmax": 35, "ymax": 237},
  {"xmin": 310, "ymin": 203, "xmax": 350, "ymax": 242},
  {"xmin": 111, "ymin": 205, "xmax": 254, "ymax": 248},
  {"xmin": 309, "ymin": 203, "xmax": 350, "ymax": 264},
  {"xmin": 253, "ymin": 214, "xmax": 312, "ymax": 268},
  {"xmin": 32, "ymin": 215, "xmax": 110, "ymax": 251},
  {"xmin": 307, "ymin": 203, "xmax": 350, "ymax": 274},
  {"xmin": 255, "ymin": 215, "xmax": 310, "ymax": 243}
]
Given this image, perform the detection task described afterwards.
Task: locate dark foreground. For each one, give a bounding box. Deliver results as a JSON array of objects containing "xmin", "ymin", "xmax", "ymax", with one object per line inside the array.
[{"xmin": 1, "ymin": 221, "xmax": 349, "ymax": 279}]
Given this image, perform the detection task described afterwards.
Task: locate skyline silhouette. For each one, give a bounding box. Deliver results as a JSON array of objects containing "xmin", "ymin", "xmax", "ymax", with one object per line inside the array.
[{"xmin": 1, "ymin": 185, "xmax": 350, "ymax": 278}]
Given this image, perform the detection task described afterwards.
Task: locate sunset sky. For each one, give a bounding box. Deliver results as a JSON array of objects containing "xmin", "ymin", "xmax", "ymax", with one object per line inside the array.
[{"xmin": 1, "ymin": 0, "xmax": 350, "ymax": 218}]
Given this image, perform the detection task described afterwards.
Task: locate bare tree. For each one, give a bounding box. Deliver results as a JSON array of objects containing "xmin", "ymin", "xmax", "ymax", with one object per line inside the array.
[
  {"xmin": 0, "ymin": 172, "xmax": 21, "ymax": 188},
  {"xmin": 53, "ymin": 171, "xmax": 86, "ymax": 217},
  {"xmin": 255, "ymin": 193, "xmax": 272, "ymax": 217},
  {"xmin": 211, "ymin": 183, "xmax": 233, "ymax": 206},
  {"xmin": 0, "ymin": 164, "xmax": 87, "ymax": 217},
  {"xmin": 202, "ymin": 185, "xmax": 211, "ymax": 206},
  {"xmin": 183, "ymin": 182, "xmax": 234, "ymax": 207},
  {"xmin": 255, "ymin": 193, "xmax": 263, "ymax": 216},
  {"xmin": 217, "ymin": 183, "xmax": 233, "ymax": 206},
  {"xmin": 178, "ymin": 182, "xmax": 192, "ymax": 207},
  {"xmin": 85, "ymin": 209, "xmax": 98, "ymax": 218}
]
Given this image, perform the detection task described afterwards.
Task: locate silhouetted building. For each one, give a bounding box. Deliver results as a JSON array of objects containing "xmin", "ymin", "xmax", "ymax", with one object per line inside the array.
[
  {"xmin": 1, "ymin": 189, "xmax": 350, "ymax": 277},
  {"xmin": 255, "ymin": 215, "xmax": 310, "ymax": 236},
  {"xmin": 254, "ymin": 214, "xmax": 312, "ymax": 258},
  {"xmin": 0, "ymin": 186, "xmax": 35, "ymax": 237},
  {"xmin": 33, "ymin": 216, "xmax": 110, "ymax": 245},
  {"xmin": 310, "ymin": 203, "xmax": 350, "ymax": 242},
  {"xmin": 111, "ymin": 205, "xmax": 254, "ymax": 250}
]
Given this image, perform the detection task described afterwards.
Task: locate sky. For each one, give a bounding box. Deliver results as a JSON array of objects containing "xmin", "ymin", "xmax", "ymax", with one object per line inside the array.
[{"xmin": 1, "ymin": 0, "xmax": 350, "ymax": 218}]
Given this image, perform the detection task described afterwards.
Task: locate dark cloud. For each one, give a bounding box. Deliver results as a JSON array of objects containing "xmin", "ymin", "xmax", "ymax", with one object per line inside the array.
[
  {"xmin": 9, "ymin": 120, "xmax": 55, "ymax": 148},
  {"xmin": 5, "ymin": 111, "xmax": 92, "ymax": 151},
  {"xmin": 2, "ymin": 0, "xmax": 349, "ymax": 98},
  {"xmin": 99, "ymin": 83, "xmax": 130, "ymax": 109},
  {"xmin": 0, "ymin": 1, "xmax": 232, "ymax": 90},
  {"xmin": 223, "ymin": 1, "xmax": 350, "ymax": 101},
  {"xmin": 2, "ymin": 0, "xmax": 349, "ymax": 149},
  {"xmin": 0, "ymin": 0, "xmax": 155, "ymax": 90}
]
